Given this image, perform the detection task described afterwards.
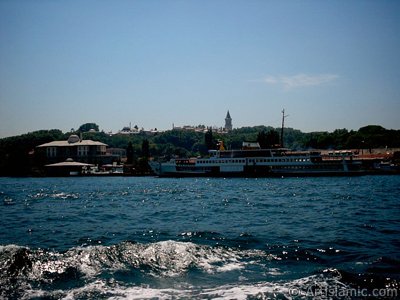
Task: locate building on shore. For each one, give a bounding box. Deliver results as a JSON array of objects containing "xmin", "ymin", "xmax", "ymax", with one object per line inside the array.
[
  {"xmin": 106, "ymin": 148, "xmax": 127, "ymax": 162},
  {"xmin": 36, "ymin": 134, "xmax": 111, "ymax": 165}
]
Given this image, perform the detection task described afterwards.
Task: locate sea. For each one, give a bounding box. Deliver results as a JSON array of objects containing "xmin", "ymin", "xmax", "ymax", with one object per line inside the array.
[{"xmin": 0, "ymin": 176, "xmax": 399, "ymax": 299}]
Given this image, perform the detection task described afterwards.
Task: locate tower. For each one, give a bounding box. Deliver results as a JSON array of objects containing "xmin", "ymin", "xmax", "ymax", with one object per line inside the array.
[{"xmin": 224, "ymin": 110, "xmax": 232, "ymax": 132}]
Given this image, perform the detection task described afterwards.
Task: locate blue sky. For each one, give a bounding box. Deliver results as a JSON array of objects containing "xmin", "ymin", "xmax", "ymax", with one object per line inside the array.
[{"xmin": 1, "ymin": 0, "xmax": 399, "ymax": 138}]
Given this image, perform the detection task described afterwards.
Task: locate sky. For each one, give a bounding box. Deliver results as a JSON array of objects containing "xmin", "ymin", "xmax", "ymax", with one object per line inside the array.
[{"xmin": 1, "ymin": 0, "xmax": 399, "ymax": 138}]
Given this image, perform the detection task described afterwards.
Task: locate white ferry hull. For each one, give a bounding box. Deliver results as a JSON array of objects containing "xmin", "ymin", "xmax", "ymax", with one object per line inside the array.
[{"xmin": 149, "ymin": 157, "xmax": 365, "ymax": 177}]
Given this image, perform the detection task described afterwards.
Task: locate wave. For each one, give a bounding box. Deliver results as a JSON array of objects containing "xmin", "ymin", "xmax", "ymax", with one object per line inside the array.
[
  {"xmin": 1, "ymin": 241, "xmax": 399, "ymax": 299},
  {"xmin": 17, "ymin": 271, "xmax": 349, "ymax": 300},
  {"xmin": 0, "ymin": 240, "xmax": 267, "ymax": 278},
  {"xmin": 0, "ymin": 241, "xmax": 272, "ymax": 298}
]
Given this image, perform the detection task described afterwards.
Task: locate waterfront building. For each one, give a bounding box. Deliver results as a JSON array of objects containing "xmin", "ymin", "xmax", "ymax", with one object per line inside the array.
[
  {"xmin": 106, "ymin": 148, "xmax": 127, "ymax": 162},
  {"xmin": 36, "ymin": 134, "xmax": 109, "ymax": 165}
]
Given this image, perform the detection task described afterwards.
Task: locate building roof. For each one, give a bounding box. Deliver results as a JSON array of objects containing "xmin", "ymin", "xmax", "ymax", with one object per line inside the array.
[
  {"xmin": 226, "ymin": 110, "xmax": 231, "ymax": 119},
  {"xmin": 45, "ymin": 161, "xmax": 94, "ymax": 167},
  {"xmin": 37, "ymin": 139, "xmax": 107, "ymax": 148}
]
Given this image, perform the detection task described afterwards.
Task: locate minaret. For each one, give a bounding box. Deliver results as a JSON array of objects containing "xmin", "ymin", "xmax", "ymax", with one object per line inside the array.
[{"xmin": 224, "ymin": 110, "xmax": 232, "ymax": 132}]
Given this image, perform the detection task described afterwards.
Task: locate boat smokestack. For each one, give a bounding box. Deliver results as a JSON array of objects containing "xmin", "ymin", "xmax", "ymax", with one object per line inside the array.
[{"xmin": 281, "ymin": 109, "xmax": 288, "ymax": 148}]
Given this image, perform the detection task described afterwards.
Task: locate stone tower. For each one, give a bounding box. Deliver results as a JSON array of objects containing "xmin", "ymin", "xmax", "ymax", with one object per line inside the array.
[{"xmin": 224, "ymin": 110, "xmax": 232, "ymax": 132}]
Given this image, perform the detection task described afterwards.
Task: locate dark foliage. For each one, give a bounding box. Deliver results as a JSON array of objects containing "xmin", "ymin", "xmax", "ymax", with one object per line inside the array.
[
  {"xmin": 78, "ymin": 123, "xmax": 99, "ymax": 132},
  {"xmin": 257, "ymin": 129, "xmax": 280, "ymax": 148}
]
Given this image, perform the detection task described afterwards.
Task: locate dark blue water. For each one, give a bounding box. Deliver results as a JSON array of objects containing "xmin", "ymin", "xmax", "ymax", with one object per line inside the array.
[{"xmin": 1, "ymin": 176, "xmax": 399, "ymax": 299}]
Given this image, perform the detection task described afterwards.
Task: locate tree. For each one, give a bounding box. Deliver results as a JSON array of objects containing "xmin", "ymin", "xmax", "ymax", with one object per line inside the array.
[
  {"xmin": 142, "ymin": 139, "xmax": 150, "ymax": 158},
  {"xmin": 78, "ymin": 123, "xmax": 99, "ymax": 132},
  {"xmin": 126, "ymin": 141, "xmax": 134, "ymax": 164},
  {"xmin": 266, "ymin": 130, "xmax": 280, "ymax": 148},
  {"xmin": 257, "ymin": 129, "xmax": 280, "ymax": 148},
  {"xmin": 192, "ymin": 142, "xmax": 208, "ymax": 155},
  {"xmin": 257, "ymin": 131, "xmax": 268, "ymax": 149},
  {"xmin": 205, "ymin": 128, "xmax": 216, "ymax": 150}
]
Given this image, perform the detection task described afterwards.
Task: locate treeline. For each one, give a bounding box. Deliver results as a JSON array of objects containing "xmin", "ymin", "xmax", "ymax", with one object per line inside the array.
[
  {"xmin": 300, "ymin": 125, "xmax": 400, "ymax": 150},
  {"xmin": 0, "ymin": 124, "xmax": 399, "ymax": 176}
]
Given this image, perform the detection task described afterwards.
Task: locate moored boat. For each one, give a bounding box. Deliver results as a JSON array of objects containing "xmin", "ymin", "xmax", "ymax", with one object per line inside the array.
[{"xmin": 149, "ymin": 142, "xmax": 365, "ymax": 177}]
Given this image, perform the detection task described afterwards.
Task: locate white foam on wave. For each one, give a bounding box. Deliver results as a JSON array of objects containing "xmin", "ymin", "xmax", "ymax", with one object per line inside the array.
[
  {"xmin": 1, "ymin": 240, "xmax": 266, "ymax": 282},
  {"xmin": 0, "ymin": 244, "xmax": 25, "ymax": 252},
  {"xmin": 22, "ymin": 270, "xmax": 347, "ymax": 300},
  {"xmin": 2, "ymin": 241, "xmax": 286, "ymax": 299},
  {"xmin": 124, "ymin": 240, "xmax": 252, "ymax": 276}
]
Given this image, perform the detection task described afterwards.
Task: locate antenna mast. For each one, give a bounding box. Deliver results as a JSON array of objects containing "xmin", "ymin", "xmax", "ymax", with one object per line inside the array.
[{"xmin": 280, "ymin": 109, "xmax": 289, "ymax": 148}]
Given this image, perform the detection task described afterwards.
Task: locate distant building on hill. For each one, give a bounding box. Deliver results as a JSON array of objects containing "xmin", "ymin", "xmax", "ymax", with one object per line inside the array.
[
  {"xmin": 224, "ymin": 110, "xmax": 232, "ymax": 132},
  {"xmin": 172, "ymin": 111, "xmax": 233, "ymax": 134}
]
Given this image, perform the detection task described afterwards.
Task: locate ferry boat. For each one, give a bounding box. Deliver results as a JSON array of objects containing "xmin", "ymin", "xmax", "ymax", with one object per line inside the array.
[{"xmin": 149, "ymin": 142, "xmax": 364, "ymax": 177}]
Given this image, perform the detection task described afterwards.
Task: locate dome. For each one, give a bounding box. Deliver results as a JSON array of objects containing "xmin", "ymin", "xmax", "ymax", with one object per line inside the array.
[{"xmin": 68, "ymin": 135, "xmax": 80, "ymax": 144}]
